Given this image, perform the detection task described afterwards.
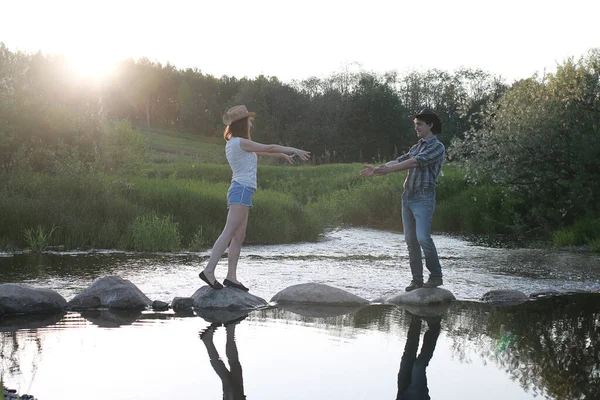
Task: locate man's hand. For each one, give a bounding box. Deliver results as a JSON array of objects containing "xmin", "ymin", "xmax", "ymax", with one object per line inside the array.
[
  {"xmin": 360, "ymin": 165, "xmax": 376, "ymax": 177},
  {"xmin": 373, "ymin": 164, "xmax": 391, "ymax": 176}
]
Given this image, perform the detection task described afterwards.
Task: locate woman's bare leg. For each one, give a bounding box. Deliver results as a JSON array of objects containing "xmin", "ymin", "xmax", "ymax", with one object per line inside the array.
[
  {"xmin": 201, "ymin": 205, "xmax": 249, "ymax": 283},
  {"xmin": 226, "ymin": 211, "xmax": 249, "ymax": 284}
]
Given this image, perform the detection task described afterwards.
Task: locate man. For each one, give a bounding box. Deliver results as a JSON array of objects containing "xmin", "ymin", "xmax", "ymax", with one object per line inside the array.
[{"xmin": 360, "ymin": 109, "xmax": 445, "ymax": 291}]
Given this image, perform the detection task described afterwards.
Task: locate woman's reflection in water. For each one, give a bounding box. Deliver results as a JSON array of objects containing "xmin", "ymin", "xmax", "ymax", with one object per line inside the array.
[
  {"xmin": 199, "ymin": 315, "xmax": 248, "ymax": 400},
  {"xmin": 397, "ymin": 313, "xmax": 441, "ymax": 400}
]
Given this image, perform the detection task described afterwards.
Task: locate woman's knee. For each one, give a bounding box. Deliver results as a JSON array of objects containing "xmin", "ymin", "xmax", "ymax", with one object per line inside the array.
[
  {"xmin": 219, "ymin": 227, "xmax": 238, "ymax": 244},
  {"xmin": 230, "ymin": 232, "xmax": 246, "ymax": 247}
]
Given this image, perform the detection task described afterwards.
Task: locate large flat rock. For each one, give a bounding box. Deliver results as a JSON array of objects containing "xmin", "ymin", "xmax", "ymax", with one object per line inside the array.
[
  {"xmin": 191, "ymin": 286, "xmax": 268, "ymax": 310},
  {"xmin": 67, "ymin": 276, "xmax": 152, "ymax": 310},
  {"xmin": 0, "ymin": 283, "xmax": 67, "ymax": 315},
  {"xmin": 383, "ymin": 287, "xmax": 456, "ymax": 305},
  {"xmin": 481, "ymin": 289, "xmax": 529, "ymax": 306},
  {"xmin": 270, "ymin": 283, "xmax": 370, "ymax": 305}
]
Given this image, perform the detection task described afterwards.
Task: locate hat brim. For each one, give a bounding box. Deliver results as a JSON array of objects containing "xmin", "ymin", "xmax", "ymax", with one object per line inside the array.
[
  {"xmin": 225, "ymin": 112, "xmax": 256, "ymax": 126},
  {"xmin": 413, "ymin": 112, "xmax": 441, "ymax": 125}
]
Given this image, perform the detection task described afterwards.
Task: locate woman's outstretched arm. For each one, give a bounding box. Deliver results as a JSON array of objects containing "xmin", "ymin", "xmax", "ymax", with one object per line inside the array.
[
  {"xmin": 255, "ymin": 152, "xmax": 295, "ymax": 164},
  {"xmin": 239, "ymin": 139, "xmax": 310, "ymax": 160}
]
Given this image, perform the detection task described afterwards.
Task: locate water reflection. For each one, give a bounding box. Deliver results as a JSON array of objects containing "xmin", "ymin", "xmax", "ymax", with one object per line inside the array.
[
  {"xmin": 79, "ymin": 309, "xmax": 142, "ymax": 327},
  {"xmin": 0, "ymin": 312, "xmax": 65, "ymax": 332},
  {"xmin": 0, "ymin": 294, "xmax": 598, "ymax": 400},
  {"xmin": 199, "ymin": 315, "xmax": 248, "ymax": 400},
  {"xmin": 396, "ymin": 314, "xmax": 441, "ymax": 400}
]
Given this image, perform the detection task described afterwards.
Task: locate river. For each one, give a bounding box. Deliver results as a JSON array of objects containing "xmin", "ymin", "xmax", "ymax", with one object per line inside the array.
[{"xmin": 1, "ymin": 227, "xmax": 598, "ymax": 399}]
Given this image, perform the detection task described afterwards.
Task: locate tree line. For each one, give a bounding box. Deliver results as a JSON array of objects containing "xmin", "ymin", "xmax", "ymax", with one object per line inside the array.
[
  {"xmin": 0, "ymin": 42, "xmax": 506, "ymax": 168},
  {"xmin": 105, "ymin": 60, "xmax": 507, "ymax": 163}
]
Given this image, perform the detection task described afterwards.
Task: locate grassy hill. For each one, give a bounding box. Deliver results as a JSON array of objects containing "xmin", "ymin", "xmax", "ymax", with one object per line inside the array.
[
  {"xmin": 143, "ymin": 126, "xmax": 226, "ymax": 164},
  {"xmin": 143, "ymin": 126, "xmax": 290, "ymax": 166}
]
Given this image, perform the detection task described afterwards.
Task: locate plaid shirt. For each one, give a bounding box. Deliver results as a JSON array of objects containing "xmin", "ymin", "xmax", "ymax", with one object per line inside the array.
[{"xmin": 397, "ymin": 135, "xmax": 445, "ymax": 191}]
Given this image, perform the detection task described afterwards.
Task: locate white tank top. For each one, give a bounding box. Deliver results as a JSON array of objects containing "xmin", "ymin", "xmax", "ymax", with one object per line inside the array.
[{"xmin": 226, "ymin": 137, "xmax": 258, "ymax": 189}]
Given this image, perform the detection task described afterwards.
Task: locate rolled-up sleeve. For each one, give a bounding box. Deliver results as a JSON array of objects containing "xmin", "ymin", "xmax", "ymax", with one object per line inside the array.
[
  {"xmin": 414, "ymin": 141, "xmax": 445, "ymax": 168},
  {"xmin": 396, "ymin": 152, "xmax": 411, "ymax": 163}
]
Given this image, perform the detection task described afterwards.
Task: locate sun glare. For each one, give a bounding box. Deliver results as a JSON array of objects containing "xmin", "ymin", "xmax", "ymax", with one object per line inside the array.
[{"xmin": 66, "ymin": 51, "xmax": 117, "ymax": 80}]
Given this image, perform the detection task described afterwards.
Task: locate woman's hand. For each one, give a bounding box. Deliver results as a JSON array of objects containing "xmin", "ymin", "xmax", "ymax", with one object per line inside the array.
[
  {"xmin": 294, "ymin": 149, "xmax": 311, "ymax": 161},
  {"xmin": 282, "ymin": 154, "xmax": 295, "ymax": 164}
]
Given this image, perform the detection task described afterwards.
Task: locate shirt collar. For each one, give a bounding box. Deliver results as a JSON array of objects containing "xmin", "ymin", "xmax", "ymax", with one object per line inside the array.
[{"xmin": 419, "ymin": 135, "xmax": 437, "ymax": 145}]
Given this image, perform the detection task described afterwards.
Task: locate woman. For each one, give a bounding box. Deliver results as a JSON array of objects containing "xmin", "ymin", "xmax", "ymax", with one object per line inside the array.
[{"xmin": 199, "ymin": 105, "xmax": 311, "ymax": 291}]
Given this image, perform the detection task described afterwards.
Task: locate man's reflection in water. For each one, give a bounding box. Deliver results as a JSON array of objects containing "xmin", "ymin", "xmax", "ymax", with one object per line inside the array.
[
  {"xmin": 396, "ymin": 313, "xmax": 441, "ymax": 400},
  {"xmin": 199, "ymin": 316, "xmax": 247, "ymax": 400}
]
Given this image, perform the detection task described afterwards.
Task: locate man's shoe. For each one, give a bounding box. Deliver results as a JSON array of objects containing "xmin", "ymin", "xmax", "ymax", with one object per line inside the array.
[
  {"xmin": 423, "ymin": 276, "xmax": 443, "ymax": 288},
  {"xmin": 405, "ymin": 280, "xmax": 424, "ymax": 292}
]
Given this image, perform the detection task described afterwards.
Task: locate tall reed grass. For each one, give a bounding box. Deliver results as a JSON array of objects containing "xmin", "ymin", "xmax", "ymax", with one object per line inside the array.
[
  {"xmin": 0, "ymin": 163, "xmax": 545, "ymax": 251},
  {"xmin": 0, "ymin": 167, "xmax": 326, "ymax": 250},
  {"xmin": 131, "ymin": 214, "xmax": 182, "ymax": 251},
  {"xmin": 552, "ymin": 217, "xmax": 600, "ymax": 251},
  {"xmin": 23, "ymin": 225, "xmax": 57, "ymax": 252}
]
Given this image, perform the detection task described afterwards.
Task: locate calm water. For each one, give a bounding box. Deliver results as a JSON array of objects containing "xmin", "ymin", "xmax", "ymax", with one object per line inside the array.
[{"xmin": 1, "ymin": 227, "xmax": 599, "ymax": 399}]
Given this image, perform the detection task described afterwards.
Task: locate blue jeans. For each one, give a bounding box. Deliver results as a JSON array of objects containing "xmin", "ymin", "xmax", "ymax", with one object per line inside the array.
[{"xmin": 402, "ymin": 188, "xmax": 442, "ymax": 281}]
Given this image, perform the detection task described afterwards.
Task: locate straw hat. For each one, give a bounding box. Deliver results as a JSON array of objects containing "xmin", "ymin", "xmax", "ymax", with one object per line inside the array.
[
  {"xmin": 222, "ymin": 105, "xmax": 256, "ymax": 126},
  {"xmin": 414, "ymin": 109, "xmax": 441, "ymax": 125}
]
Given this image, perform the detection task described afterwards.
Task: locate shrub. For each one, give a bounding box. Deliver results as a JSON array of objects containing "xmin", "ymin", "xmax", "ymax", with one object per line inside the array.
[
  {"xmin": 23, "ymin": 225, "xmax": 57, "ymax": 252},
  {"xmin": 131, "ymin": 214, "xmax": 182, "ymax": 252},
  {"xmin": 590, "ymin": 237, "xmax": 600, "ymax": 252},
  {"xmin": 188, "ymin": 225, "xmax": 221, "ymax": 251},
  {"xmin": 552, "ymin": 217, "xmax": 600, "ymax": 248}
]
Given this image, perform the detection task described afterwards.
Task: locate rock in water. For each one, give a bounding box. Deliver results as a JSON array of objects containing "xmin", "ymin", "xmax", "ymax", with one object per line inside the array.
[
  {"xmin": 67, "ymin": 276, "xmax": 152, "ymax": 310},
  {"xmin": 270, "ymin": 283, "xmax": 370, "ymax": 305}
]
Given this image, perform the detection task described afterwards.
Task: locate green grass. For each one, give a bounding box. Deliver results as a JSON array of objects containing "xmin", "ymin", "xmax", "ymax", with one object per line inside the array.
[
  {"xmin": 23, "ymin": 225, "xmax": 58, "ymax": 252},
  {"xmin": 143, "ymin": 126, "xmax": 227, "ymax": 164},
  {"xmin": 131, "ymin": 214, "xmax": 182, "ymax": 251},
  {"xmin": 142, "ymin": 125, "xmax": 312, "ymax": 166},
  {"xmin": 0, "ymin": 168, "xmax": 326, "ymax": 250},
  {"xmin": 3, "ymin": 125, "xmax": 589, "ymax": 251},
  {"xmin": 552, "ymin": 217, "xmax": 600, "ymax": 251}
]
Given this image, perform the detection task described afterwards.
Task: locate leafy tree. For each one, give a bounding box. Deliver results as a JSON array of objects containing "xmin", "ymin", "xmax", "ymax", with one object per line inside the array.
[{"xmin": 450, "ymin": 50, "xmax": 600, "ymax": 231}]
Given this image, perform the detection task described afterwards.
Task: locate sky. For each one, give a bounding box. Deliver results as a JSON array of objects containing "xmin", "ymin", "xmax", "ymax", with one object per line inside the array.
[{"xmin": 1, "ymin": 0, "xmax": 599, "ymax": 83}]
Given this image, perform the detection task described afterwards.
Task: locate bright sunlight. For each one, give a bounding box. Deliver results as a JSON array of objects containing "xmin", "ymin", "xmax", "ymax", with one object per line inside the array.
[{"xmin": 66, "ymin": 50, "xmax": 117, "ymax": 79}]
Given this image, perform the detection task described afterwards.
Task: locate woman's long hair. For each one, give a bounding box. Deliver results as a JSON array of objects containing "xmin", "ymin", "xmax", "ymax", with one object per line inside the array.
[{"xmin": 224, "ymin": 117, "xmax": 251, "ymax": 141}]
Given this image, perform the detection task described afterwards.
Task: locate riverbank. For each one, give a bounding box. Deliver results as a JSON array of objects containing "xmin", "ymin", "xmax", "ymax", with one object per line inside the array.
[{"xmin": 4, "ymin": 163, "xmax": 597, "ymax": 253}]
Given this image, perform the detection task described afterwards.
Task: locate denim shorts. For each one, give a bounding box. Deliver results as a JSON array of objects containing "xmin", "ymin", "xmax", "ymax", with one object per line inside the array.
[{"xmin": 227, "ymin": 181, "xmax": 256, "ymax": 208}]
